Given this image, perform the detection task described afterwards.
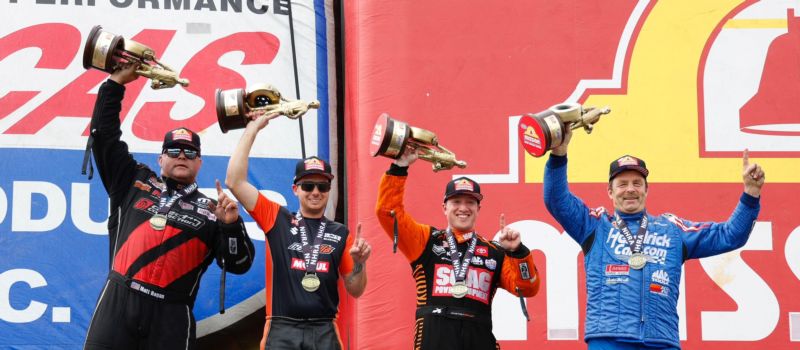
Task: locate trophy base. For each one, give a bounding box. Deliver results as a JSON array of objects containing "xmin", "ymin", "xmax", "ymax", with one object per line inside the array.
[
  {"xmin": 83, "ymin": 25, "xmax": 124, "ymax": 73},
  {"xmin": 215, "ymin": 88, "xmax": 248, "ymax": 133},
  {"xmin": 518, "ymin": 111, "xmax": 565, "ymax": 157},
  {"xmin": 370, "ymin": 113, "xmax": 411, "ymax": 159}
]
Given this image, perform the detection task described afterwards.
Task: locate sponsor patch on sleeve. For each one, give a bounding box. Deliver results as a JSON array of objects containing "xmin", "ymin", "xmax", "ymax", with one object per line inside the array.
[
  {"xmin": 519, "ymin": 262, "xmax": 531, "ymax": 280},
  {"xmin": 228, "ymin": 237, "xmax": 238, "ymax": 255}
]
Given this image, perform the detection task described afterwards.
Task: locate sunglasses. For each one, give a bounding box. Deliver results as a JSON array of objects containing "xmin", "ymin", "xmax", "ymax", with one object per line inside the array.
[
  {"xmin": 163, "ymin": 148, "xmax": 199, "ymax": 160},
  {"xmin": 297, "ymin": 182, "xmax": 331, "ymax": 193}
]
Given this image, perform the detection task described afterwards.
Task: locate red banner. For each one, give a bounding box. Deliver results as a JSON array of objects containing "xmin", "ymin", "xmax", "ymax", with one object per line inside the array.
[{"xmin": 345, "ymin": 0, "xmax": 800, "ymax": 348}]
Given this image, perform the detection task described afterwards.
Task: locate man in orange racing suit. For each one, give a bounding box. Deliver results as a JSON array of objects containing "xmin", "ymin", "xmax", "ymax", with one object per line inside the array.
[{"xmin": 376, "ymin": 148, "xmax": 540, "ymax": 350}]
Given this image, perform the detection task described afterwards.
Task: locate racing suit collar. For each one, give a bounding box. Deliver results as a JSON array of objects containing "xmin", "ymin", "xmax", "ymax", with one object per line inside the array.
[
  {"xmin": 615, "ymin": 209, "xmax": 646, "ymax": 221},
  {"xmin": 162, "ymin": 176, "xmax": 191, "ymax": 193},
  {"xmin": 450, "ymin": 227, "xmax": 475, "ymax": 243}
]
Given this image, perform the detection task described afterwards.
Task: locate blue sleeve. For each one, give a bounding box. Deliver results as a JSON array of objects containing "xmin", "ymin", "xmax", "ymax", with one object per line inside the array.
[
  {"xmin": 679, "ymin": 193, "xmax": 760, "ymax": 259},
  {"xmin": 542, "ymin": 154, "xmax": 601, "ymax": 245}
]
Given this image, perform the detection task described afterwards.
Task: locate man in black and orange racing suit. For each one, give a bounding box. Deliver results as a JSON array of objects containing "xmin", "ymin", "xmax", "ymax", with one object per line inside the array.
[
  {"xmin": 376, "ymin": 148, "xmax": 540, "ymax": 350},
  {"xmin": 225, "ymin": 112, "xmax": 371, "ymax": 350},
  {"xmin": 83, "ymin": 63, "xmax": 255, "ymax": 350}
]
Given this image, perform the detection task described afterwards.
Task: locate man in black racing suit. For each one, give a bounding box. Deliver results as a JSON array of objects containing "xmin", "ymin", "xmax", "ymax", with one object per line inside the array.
[{"xmin": 83, "ymin": 63, "xmax": 255, "ymax": 350}]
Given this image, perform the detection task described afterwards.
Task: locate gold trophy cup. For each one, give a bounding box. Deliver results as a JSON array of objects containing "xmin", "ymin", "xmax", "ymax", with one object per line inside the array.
[
  {"xmin": 370, "ymin": 113, "xmax": 467, "ymax": 172},
  {"xmin": 518, "ymin": 103, "xmax": 611, "ymax": 157},
  {"xmin": 82, "ymin": 25, "xmax": 189, "ymax": 89},
  {"xmin": 215, "ymin": 84, "xmax": 321, "ymax": 133}
]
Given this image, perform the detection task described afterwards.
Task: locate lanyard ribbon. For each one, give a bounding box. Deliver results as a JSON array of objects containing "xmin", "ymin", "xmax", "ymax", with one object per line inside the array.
[
  {"xmin": 295, "ymin": 212, "xmax": 327, "ymax": 274},
  {"xmin": 613, "ymin": 212, "xmax": 649, "ymax": 254},
  {"xmin": 444, "ymin": 229, "xmax": 478, "ymax": 284},
  {"xmin": 155, "ymin": 182, "xmax": 198, "ymax": 216}
]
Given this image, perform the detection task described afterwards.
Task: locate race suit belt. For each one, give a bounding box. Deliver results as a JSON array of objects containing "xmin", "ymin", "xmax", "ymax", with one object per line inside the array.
[
  {"xmin": 416, "ymin": 305, "xmax": 491, "ymax": 325},
  {"xmin": 109, "ymin": 271, "xmax": 190, "ymax": 304}
]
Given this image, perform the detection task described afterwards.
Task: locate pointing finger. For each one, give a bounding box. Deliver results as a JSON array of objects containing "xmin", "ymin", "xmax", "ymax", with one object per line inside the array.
[
  {"xmin": 216, "ymin": 179, "xmax": 224, "ymax": 195},
  {"xmin": 356, "ymin": 223, "xmax": 362, "ymax": 240},
  {"xmin": 742, "ymin": 149, "xmax": 750, "ymax": 171},
  {"xmin": 500, "ymin": 213, "xmax": 505, "ymax": 230}
]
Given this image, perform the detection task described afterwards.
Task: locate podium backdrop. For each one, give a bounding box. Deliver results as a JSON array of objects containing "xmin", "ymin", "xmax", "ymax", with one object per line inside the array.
[{"xmin": 2, "ymin": 0, "xmax": 800, "ymax": 349}]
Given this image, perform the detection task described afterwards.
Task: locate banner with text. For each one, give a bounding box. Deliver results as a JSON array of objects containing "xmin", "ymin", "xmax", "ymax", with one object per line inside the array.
[
  {"xmin": 0, "ymin": 0, "xmax": 336, "ymax": 347},
  {"xmin": 346, "ymin": 0, "xmax": 800, "ymax": 349}
]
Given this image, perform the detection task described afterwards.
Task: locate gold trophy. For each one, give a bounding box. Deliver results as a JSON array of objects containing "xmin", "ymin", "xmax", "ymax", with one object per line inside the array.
[
  {"xmin": 370, "ymin": 113, "xmax": 467, "ymax": 172},
  {"xmin": 518, "ymin": 103, "xmax": 611, "ymax": 157},
  {"xmin": 82, "ymin": 25, "xmax": 189, "ymax": 90},
  {"xmin": 214, "ymin": 84, "xmax": 321, "ymax": 133}
]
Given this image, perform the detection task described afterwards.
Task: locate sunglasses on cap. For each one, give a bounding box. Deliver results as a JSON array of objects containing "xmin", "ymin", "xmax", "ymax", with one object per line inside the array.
[
  {"xmin": 297, "ymin": 182, "xmax": 331, "ymax": 193},
  {"xmin": 163, "ymin": 148, "xmax": 199, "ymax": 160}
]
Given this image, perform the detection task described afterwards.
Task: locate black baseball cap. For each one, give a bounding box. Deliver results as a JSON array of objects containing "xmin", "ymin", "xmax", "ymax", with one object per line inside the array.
[
  {"xmin": 162, "ymin": 127, "xmax": 201, "ymax": 153},
  {"xmin": 443, "ymin": 176, "xmax": 483, "ymax": 202},
  {"xmin": 293, "ymin": 156, "xmax": 334, "ymax": 183},
  {"xmin": 609, "ymin": 155, "xmax": 649, "ymax": 181}
]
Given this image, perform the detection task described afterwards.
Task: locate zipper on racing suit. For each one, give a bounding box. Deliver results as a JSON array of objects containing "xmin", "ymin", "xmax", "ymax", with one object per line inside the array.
[{"xmin": 640, "ymin": 266, "xmax": 646, "ymax": 324}]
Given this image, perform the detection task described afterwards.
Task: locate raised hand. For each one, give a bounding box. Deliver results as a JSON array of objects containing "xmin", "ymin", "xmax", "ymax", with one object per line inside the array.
[
  {"xmin": 394, "ymin": 146, "xmax": 419, "ymax": 167},
  {"xmin": 349, "ymin": 223, "xmax": 372, "ymax": 265},
  {"xmin": 742, "ymin": 149, "xmax": 765, "ymax": 197},
  {"xmin": 212, "ymin": 179, "xmax": 240, "ymax": 224},
  {"xmin": 497, "ymin": 213, "xmax": 522, "ymax": 252},
  {"xmin": 550, "ymin": 127, "xmax": 573, "ymax": 156},
  {"xmin": 244, "ymin": 111, "xmax": 280, "ymax": 132},
  {"xmin": 110, "ymin": 62, "xmax": 140, "ymax": 85}
]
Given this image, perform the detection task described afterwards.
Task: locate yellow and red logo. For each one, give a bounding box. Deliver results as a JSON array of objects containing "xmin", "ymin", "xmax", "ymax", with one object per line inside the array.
[
  {"xmin": 617, "ymin": 156, "xmax": 639, "ymax": 167},
  {"xmin": 454, "ymin": 178, "xmax": 474, "ymax": 192},
  {"xmin": 305, "ymin": 158, "xmax": 325, "ymax": 171},
  {"xmin": 171, "ymin": 128, "xmax": 193, "ymax": 142}
]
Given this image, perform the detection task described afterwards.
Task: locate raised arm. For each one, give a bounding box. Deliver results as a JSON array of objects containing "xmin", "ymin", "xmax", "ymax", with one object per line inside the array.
[
  {"xmin": 496, "ymin": 215, "xmax": 540, "ymax": 297},
  {"xmin": 342, "ymin": 223, "xmax": 370, "ymax": 297},
  {"xmin": 224, "ymin": 112, "xmax": 279, "ymax": 211},
  {"xmin": 91, "ymin": 64, "xmax": 140, "ymax": 199},
  {"xmin": 542, "ymin": 153, "xmax": 601, "ymax": 245},
  {"xmin": 682, "ymin": 150, "xmax": 763, "ymax": 259},
  {"xmin": 375, "ymin": 150, "xmax": 432, "ymax": 262}
]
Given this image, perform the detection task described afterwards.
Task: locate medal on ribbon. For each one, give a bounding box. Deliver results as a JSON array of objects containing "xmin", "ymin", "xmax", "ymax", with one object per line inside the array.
[
  {"xmin": 444, "ymin": 229, "xmax": 478, "ymax": 299},
  {"xmin": 295, "ymin": 212, "xmax": 327, "ymax": 293},
  {"xmin": 301, "ymin": 273, "xmax": 321, "ymax": 292},
  {"xmin": 614, "ymin": 213, "xmax": 649, "ymax": 269},
  {"xmin": 451, "ymin": 281, "xmax": 469, "ymax": 298},
  {"xmin": 149, "ymin": 214, "xmax": 168, "ymax": 230},
  {"xmin": 628, "ymin": 253, "xmax": 647, "ymax": 270},
  {"xmin": 150, "ymin": 182, "xmax": 197, "ymax": 231}
]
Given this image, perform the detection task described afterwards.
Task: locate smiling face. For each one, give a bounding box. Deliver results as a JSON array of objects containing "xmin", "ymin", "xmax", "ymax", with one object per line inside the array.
[
  {"xmin": 442, "ymin": 194, "xmax": 480, "ymax": 232},
  {"xmin": 158, "ymin": 148, "xmax": 202, "ymax": 184},
  {"xmin": 293, "ymin": 174, "xmax": 331, "ymax": 218},
  {"xmin": 608, "ymin": 170, "xmax": 648, "ymax": 214}
]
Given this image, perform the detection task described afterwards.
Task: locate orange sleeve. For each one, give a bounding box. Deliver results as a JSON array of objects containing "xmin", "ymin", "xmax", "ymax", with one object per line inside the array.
[
  {"xmin": 375, "ymin": 173, "xmax": 431, "ymax": 262},
  {"xmin": 499, "ymin": 250, "xmax": 540, "ymax": 298},
  {"xmin": 247, "ymin": 193, "xmax": 281, "ymax": 235},
  {"xmin": 339, "ymin": 229, "xmax": 355, "ymax": 275}
]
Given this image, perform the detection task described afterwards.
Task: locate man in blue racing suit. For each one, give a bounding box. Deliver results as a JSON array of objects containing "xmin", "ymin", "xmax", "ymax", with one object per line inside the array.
[{"xmin": 542, "ymin": 128, "xmax": 764, "ymax": 350}]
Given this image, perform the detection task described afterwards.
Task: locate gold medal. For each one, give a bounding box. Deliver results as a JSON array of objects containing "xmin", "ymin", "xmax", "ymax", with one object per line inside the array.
[
  {"xmin": 301, "ymin": 273, "xmax": 321, "ymax": 292},
  {"xmin": 629, "ymin": 253, "xmax": 647, "ymax": 270},
  {"xmin": 150, "ymin": 214, "xmax": 167, "ymax": 231},
  {"xmin": 452, "ymin": 281, "xmax": 468, "ymax": 298}
]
